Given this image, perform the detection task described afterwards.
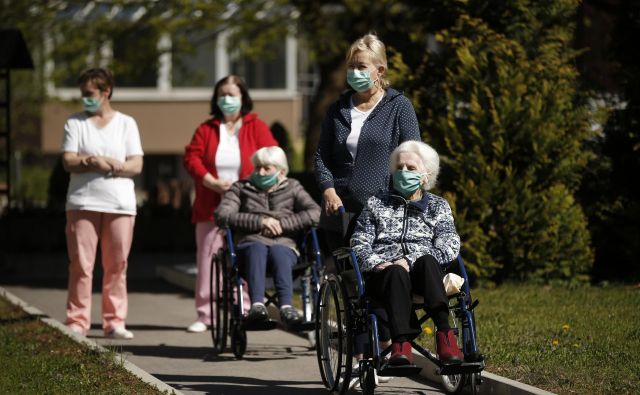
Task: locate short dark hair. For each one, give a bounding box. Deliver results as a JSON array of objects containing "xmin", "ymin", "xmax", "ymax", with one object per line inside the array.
[
  {"xmin": 210, "ymin": 75, "xmax": 253, "ymax": 118},
  {"xmin": 77, "ymin": 68, "xmax": 114, "ymax": 99}
]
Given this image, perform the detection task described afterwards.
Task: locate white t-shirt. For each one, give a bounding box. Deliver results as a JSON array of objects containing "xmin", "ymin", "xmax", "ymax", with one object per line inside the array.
[
  {"xmin": 347, "ymin": 94, "xmax": 384, "ymax": 159},
  {"xmin": 215, "ymin": 122, "xmax": 242, "ymax": 182},
  {"xmin": 61, "ymin": 111, "xmax": 144, "ymax": 215}
]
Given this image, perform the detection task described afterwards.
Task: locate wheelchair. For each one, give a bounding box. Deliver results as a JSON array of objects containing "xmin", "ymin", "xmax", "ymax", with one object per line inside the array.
[
  {"xmin": 209, "ymin": 226, "xmax": 323, "ymax": 358},
  {"xmin": 315, "ymin": 248, "xmax": 485, "ymax": 394}
]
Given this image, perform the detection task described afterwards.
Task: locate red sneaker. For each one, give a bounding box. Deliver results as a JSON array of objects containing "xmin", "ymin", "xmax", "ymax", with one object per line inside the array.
[
  {"xmin": 436, "ymin": 330, "xmax": 464, "ymax": 364},
  {"xmin": 389, "ymin": 341, "xmax": 413, "ymax": 365}
]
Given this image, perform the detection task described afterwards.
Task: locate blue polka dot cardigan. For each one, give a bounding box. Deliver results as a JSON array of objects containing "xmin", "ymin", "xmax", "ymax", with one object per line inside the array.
[{"xmin": 313, "ymin": 88, "xmax": 421, "ymax": 212}]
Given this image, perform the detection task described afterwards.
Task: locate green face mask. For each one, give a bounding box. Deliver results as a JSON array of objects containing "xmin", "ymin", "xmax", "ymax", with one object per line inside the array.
[
  {"xmin": 393, "ymin": 170, "xmax": 426, "ymax": 198},
  {"xmin": 250, "ymin": 172, "xmax": 280, "ymax": 190},
  {"xmin": 346, "ymin": 69, "xmax": 375, "ymax": 92},
  {"xmin": 217, "ymin": 95, "xmax": 242, "ymax": 115},
  {"xmin": 82, "ymin": 97, "xmax": 103, "ymax": 113}
]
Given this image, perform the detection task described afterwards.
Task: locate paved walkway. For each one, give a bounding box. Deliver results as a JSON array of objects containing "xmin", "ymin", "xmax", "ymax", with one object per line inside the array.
[{"xmin": 3, "ymin": 279, "xmax": 447, "ymax": 394}]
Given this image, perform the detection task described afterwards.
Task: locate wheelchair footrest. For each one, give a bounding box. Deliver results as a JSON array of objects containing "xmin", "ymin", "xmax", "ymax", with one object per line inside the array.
[
  {"xmin": 378, "ymin": 364, "xmax": 422, "ymax": 377},
  {"xmin": 288, "ymin": 321, "xmax": 315, "ymax": 332},
  {"xmin": 241, "ymin": 319, "xmax": 279, "ymax": 331},
  {"xmin": 437, "ymin": 361, "xmax": 484, "ymax": 376}
]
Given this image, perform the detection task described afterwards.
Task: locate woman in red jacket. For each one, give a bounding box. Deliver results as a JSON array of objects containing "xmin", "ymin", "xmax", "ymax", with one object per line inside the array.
[{"xmin": 183, "ymin": 75, "xmax": 277, "ymax": 333}]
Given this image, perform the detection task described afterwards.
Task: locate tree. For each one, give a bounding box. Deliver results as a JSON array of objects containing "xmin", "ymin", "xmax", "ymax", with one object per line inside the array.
[{"xmin": 407, "ymin": 1, "xmax": 595, "ymax": 282}]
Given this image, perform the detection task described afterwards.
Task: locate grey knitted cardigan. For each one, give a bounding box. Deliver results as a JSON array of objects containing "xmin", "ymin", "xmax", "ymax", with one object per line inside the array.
[
  {"xmin": 351, "ymin": 192, "xmax": 461, "ymax": 272},
  {"xmin": 214, "ymin": 178, "xmax": 321, "ymax": 253}
]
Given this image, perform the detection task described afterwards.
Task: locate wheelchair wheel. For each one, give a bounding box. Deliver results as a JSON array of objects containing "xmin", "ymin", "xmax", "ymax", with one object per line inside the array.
[
  {"xmin": 210, "ymin": 251, "xmax": 229, "ymax": 354},
  {"xmin": 360, "ymin": 362, "xmax": 376, "ymax": 395},
  {"xmin": 316, "ymin": 273, "xmax": 353, "ymax": 394},
  {"xmin": 231, "ymin": 321, "xmax": 247, "ymax": 359},
  {"xmin": 302, "ymin": 265, "xmax": 319, "ymax": 348},
  {"xmin": 469, "ymin": 372, "xmax": 481, "ymax": 395}
]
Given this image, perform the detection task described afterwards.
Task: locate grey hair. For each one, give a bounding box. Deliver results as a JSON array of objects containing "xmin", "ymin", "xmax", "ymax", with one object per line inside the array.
[
  {"xmin": 345, "ymin": 33, "xmax": 390, "ymax": 89},
  {"xmin": 389, "ymin": 141, "xmax": 440, "ymax": 190},
  {"xmin": 251, "ymin": 146, "xmax": 289, "ymax": 175}
]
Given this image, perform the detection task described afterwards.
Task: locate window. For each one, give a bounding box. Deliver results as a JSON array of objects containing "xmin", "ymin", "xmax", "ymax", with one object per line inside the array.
[
  {"xmin": 230, "ymin": 40, "xmax": 286, "ymax": 89},
  {"xmin": 111, "ymin": 25, "xmax": 159, "ymax": 87},
  {"xmin": 172, "ymin": 32, "xmax": 217, "ymax": 87}
]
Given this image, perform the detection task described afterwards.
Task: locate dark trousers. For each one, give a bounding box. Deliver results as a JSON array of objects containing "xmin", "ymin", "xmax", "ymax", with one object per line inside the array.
[
  {"xmin": 366, "ymin": 254, "xmax": 449, "ymax": 341},
  {"xmin": 236, "ymin": 241, "xmax": 297, "ymax": 307}
]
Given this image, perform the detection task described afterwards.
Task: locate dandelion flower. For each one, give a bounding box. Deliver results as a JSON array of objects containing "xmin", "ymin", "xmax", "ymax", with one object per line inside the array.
[
  {"xmin": 552, "ymin": 339, "xmax": 559, "ymax": 346},
  {"xmin": 423, "ymin": 326, "xmax": 433, "ymax": 335},
  {"xmin": 562, "ymin": 324, "xmax": 570, "ymax": 331}
]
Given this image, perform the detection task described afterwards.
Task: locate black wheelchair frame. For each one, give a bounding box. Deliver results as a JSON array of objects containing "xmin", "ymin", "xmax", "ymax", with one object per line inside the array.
[
  {"xmin": 316, "ymin": 248, "xmax": 485, "ymax": 394},
  {"xmin": 209, "ymin": 226, "xmax": 324, "ymax": 358}
]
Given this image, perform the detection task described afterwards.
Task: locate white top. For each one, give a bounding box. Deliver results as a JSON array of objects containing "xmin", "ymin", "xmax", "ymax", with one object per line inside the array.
[
  {"xmin": 347, "ymin": 95, "xmax": 384, "ymax": 159},
  {"xmin": 215, "ymin": 121, "xmax": 242, "ymax": 182},
  {"xmin": 61, "ymin": 111, "xmax": 144, "ymax": 215}
]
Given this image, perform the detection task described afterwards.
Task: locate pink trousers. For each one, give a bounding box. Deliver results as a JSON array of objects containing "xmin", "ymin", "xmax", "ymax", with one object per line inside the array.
[
  {"xmin": 64, "ymin": 210, "xmax": 135, "ymax": 335},
  {"xmin": 195, "ymin": 221, "xmax": 250, "ymax": 324}
]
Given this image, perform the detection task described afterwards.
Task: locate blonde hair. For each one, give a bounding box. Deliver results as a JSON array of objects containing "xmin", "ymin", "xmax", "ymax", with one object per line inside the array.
[
  {"xmin": 251, "ymin": 146, "xmax": 289, "ymax": 175},
  {"xmin": 389, "ymin": 141, "xmax": 440, "ymax": 190},
  {"xmin": 345, "ymin": 33, "xmax": 390, "ymax": 89}
]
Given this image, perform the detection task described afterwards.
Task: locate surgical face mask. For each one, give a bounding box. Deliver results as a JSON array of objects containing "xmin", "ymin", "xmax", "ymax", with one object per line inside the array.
[
  {"xmin": 217, "ymin": 95, "xmax": 242, "ymax": 115},
  {"xmin": 250, "ymin": 171, "xmax": 280, "ymax": 190},
  {"xmin": 82, "ymin": 97, "xmax": 103, "ymax": 113},
  {"xmin": 347, "ymin": 69, "xmax": 376, "ymax": 92},
  {"xmin": 393, "ymin": 170, "xmax": 426, "ymax": 198}
]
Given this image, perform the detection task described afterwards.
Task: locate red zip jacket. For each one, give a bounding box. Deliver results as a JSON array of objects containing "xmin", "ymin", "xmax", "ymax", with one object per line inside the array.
[{"xmin": 184, "ymin": 113, "xmax": 278, "ymax": 223}]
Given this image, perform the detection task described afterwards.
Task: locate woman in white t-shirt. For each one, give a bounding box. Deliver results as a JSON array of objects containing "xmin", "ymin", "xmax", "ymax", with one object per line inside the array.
[{"xmin": 61, "ymin": 68, "xmax": 144, "ymax": 340}]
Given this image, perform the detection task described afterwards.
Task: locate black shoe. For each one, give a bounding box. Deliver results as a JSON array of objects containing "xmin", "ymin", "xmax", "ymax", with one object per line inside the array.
[
  {"xmin": 245, "ymin": 304, "xmax": 268, "ymax": 323},
  {"xmin": 280, "ymin": 306, "xmax": 302, "ymax": 326}
]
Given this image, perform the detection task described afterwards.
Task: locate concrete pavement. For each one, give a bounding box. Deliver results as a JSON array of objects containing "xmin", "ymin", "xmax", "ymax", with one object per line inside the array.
[{"xmin": 1, "ymin": 278, "xmax": 448, "ymax": 395}]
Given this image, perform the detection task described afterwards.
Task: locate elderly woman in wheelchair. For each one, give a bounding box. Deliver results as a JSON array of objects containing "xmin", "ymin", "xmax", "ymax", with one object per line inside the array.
[
  {"xmin": 316, "ymin": 140, "xmax": 483, "ymax": 394},
  {"xmin": 350, "ymin": 140, "xmax": 463, "ymax": 366},
  {"xmin": 215, "ymin": 146, "xmax": 321, "ymax": 328}
]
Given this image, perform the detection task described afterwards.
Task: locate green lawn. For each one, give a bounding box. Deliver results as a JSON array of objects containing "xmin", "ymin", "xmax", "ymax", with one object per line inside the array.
[
  {"xmin": 0, "ymin": 296, "xmax": 168, "ymax": 394},
  {"xmin": 420, "ymin": 283, "xmax": 640, "ymax": 395}
]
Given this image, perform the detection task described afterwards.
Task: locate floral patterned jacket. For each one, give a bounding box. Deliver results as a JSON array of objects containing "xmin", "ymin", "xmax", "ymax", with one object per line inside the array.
[{"xmin": 350, "ymin": 192, "xmax": 460, "ymax": 272}]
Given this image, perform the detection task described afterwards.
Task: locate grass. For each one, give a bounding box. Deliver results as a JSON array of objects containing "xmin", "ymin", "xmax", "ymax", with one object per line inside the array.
[
  {"xmin": 417, "ymin": 283, "xmax": 640, "ymax": 394},
  {"xmin": 0, "ymin": 295, "xmax": 168, "ymax": 394}
]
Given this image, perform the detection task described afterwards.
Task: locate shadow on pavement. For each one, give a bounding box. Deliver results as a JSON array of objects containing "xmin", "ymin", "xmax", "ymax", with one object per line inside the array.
[
  {"xmin": 154, "ymin": 374, "xmax": 327, "ymax": 394},
  {"xmin": 0, "ymin": 278, "xmax": 190, "ymax": 295},
  {"xmin": 112, "ymin": 342, "xmax": 313, "ymax": 362}
]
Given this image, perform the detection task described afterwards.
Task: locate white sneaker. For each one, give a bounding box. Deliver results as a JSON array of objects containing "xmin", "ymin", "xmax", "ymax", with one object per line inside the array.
[
  {"xmin": 348, "ymin": 363, "xmax": 361, "ymax": 390},
  {"xmin": 106, "ymin": 327, "xmax": 134, "ymax": 340},
  {"xmin": 187, "ymin": 321, "xmax": 208, "ymax": 333},
  {"xmin": 376, "ymin": 371, "xmax": 393, "ymax": 384}
]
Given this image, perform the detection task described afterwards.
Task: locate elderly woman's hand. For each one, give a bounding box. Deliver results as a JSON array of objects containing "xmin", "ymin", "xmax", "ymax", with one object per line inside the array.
[
  {"xmin": 393, "ymin": 258, "xmax": 410, "ymax": 272},
  {"xmin": 261, "ymin": 217, "xmax": 283, "ymax": 237},
  {"xmin": 322, "ymin": 188, "xmax": 343, "ymax": 215},
  {"xmin": 374, "ymin": 262, "xmax": 393, "ymax": 272}
]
